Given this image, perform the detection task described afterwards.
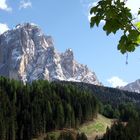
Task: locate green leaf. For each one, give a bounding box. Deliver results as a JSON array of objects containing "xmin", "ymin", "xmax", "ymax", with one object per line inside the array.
[
  {"xmin": 128, "ymin": 30, "xmax": 139, "ymax": 40},
  {"xmin": 138, "ymin": 9, "xmax": 140, "ymax": 15},
  {"xmin": 136, "ymin": 34, "xmax": 140, "ymax": 44},
  {"xmin": 118, "ymin": 31, "xmax": 139, "ymax": 54},
  {"xmin": 118, "ymin": 34, "xmax": 127, "ymax": 54},
  {"xmin": 135, "ymin": 22, "xmax": 140, "ymax": 30},
  {"xmin": 90, "ymin": 6, "xmax": 97, "ymax": 14},
  {"xmin": 90, "ymin": 16, "xmax": 98, "ymax": 28},
  {"xmin": 90, "ymin": 14, "xmax": 104, "ymax": 27}
]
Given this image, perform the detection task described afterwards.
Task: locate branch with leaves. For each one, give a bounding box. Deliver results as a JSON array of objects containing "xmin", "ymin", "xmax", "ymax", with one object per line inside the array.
[{"xmin": 90, "ymin": 0, "xmax": 140, "ymax": 54}]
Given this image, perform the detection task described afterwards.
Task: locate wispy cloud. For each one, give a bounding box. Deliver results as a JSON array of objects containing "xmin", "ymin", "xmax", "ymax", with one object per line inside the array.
[
  {"xmin": 0, "ymin": 23, "xmax": 9, "ymax": 34},
  {"xmin": 107, "ymin": 76, "xmax": 128, "ymax": 87},
  {"xmin": 0, "ymin": 0, "xmax": 12, "ymax": 11},
  {"xmin": 19, "ymin": 0, "xmax": 32, "ymax": 10}
]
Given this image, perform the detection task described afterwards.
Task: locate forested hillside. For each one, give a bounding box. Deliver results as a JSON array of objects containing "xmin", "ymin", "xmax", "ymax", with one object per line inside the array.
[
  {"xmin": 62, "ymin": 81, "xmax": 140, "ymax": 107},
  {"xmin": 60, "ymin": 82, "xmax": 140, "ymax": 140},
  {"xmin": 0, "ymin": 76, "xmax": 98, "ymax": 140},
  {"xmin": 99, "ymin": 117, "xmax": 140, "ymax": 140},
  {"xmin": 1, "ymin": 77, "xmax": 140, "ymax": 140}
]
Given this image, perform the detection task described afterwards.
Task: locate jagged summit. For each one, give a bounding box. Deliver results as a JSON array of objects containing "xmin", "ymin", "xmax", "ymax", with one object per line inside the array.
[
  {"xmin": 15, "ymin": 23, "xmax": 37, "ymax": 27},
  {"xmin": 0, "ymin": 23, "xmax": 101, "ymax": 85}
]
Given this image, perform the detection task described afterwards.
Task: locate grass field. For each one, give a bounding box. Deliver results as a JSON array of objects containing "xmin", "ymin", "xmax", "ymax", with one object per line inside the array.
[
  {"xmin": 33, "ymin": 114, "xmax": 113, "ymax": 140},
  {"xmin": 79, "ymin": 114, "xmax": 113, "ymax": 139}
]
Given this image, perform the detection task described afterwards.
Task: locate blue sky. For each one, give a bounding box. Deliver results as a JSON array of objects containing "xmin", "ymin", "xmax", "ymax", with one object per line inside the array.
[{"xmin": 0, "ymin": 0, "xmax": 140, "ymax": 87}]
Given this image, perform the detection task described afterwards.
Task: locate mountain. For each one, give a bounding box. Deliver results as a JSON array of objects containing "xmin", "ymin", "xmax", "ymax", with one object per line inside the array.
[
  {"xmin": 0, "ymin": 23, "xmax": 100, "ymax": 85},
  {"xmin": 120, "ymin": 79, "xmax": 140, "ymax": 93}
]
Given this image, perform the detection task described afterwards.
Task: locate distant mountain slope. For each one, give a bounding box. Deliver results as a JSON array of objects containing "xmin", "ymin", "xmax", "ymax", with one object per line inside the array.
[
  {"xmin": 0, "ymin": 23, "xmax": 100, "ymax": 85},
  {"xmin": 120, "ymin": 79, "xmax": 140, "ymax": 93},
  {"xmin": 60, "ymin": 81, "xmax": 140, "ymax": 107}
]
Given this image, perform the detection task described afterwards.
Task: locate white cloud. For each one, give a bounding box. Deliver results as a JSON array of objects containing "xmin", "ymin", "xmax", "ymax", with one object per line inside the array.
[
  {"xmin": 19, "ymin": 0, "xmax": 32, "ymax": 10},
  {"xmin": 126, "ymin": 0, "xmax": 140, "ymax": 21},
  {"xmin": 107, "ymin": 76, "xmax": 128, "ymax": 87},
  {"xmin": 0, "ymin": 0, "xmax": 12, "ymax": 11},
  {"xmin": 126, "ymin": 0, "xmax": 139, "ymax": 15},
  {"xmin": 0, "ymin": 23, "xmax": 9, "ymax": 34}
]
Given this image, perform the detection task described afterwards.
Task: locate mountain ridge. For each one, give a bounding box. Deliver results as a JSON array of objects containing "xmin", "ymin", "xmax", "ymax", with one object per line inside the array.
[
  {"xmin": 0, "ymin": 23, "xmax": 101, "ymax": 85},
  {"xmin": 120, "ymin": 79, "xmax": 140, "ymax": 93}
]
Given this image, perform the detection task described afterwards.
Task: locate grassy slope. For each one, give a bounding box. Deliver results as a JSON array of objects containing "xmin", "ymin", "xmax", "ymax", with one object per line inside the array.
[
  {"xmin": 32, "ymin": 131, "xmax": 60, "ymax": 140},
  {"xmin": 79, "ymin": 114, "xmax": 113, "ymax": 140},
  {"xmin": 33, "ymin": 114, "xmax": 113, "ymax": 140}
]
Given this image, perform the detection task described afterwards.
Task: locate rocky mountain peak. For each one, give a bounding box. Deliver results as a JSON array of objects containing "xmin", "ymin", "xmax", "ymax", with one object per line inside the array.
[
  {"xmin": 65, "ymin": 48, "xmax": 73, "ymax": 56},
  {"xmin": 14, "ymin": 23, "xmax": 41, "ymax": 32},
  {"xmin": 120, "ymin": 79, "xmax": 140, "ymax": 93},
  {"xmin": 0, "ymin": 23, "xmax": 101, "ymax": 85},
  {"xmin": 61, "ymin": 49, "xmax": 74, "ymax": 60}
]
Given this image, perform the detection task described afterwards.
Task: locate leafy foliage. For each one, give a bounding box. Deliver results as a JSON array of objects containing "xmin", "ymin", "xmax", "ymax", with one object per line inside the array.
[{"xmin": 90, "ymin": 0, "xmax": 140, "ymax": 54}]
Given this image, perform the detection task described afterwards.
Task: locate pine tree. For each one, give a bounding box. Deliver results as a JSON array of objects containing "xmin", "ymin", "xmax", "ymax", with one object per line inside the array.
[{"xmin": 56, "ymin": 102, "xmax": 64, "ymax": 129}]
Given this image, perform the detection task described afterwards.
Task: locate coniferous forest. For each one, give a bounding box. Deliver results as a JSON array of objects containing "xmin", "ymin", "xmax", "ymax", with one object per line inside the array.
[
  {"xmin": 0, "ymin": 76, "xmax": 98, "ymax": 140},
  {"xmin": 62, "ymin": 82, "xmax": 140, "ymax": 140},
  {"xmin": 1, "ymin": 76, "xmax": 140, "ymax": 140}
]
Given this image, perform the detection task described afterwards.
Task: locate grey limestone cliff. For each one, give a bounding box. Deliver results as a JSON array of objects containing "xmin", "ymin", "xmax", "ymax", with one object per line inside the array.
[{"xmin": 0, "ymin": 23, "xmax": 100, "ymax": 85}]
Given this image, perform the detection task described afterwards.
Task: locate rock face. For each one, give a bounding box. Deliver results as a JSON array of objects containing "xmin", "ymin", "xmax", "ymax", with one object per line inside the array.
[
  {"xmin": 0, "ymin": 23, "xmax": 100, "ymax": 85},
  {"xmin": 120, "ymin": 79, "xmax": 140, "ymax": 93}
]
